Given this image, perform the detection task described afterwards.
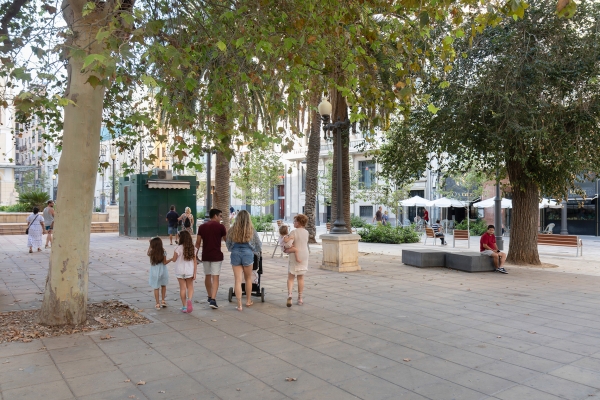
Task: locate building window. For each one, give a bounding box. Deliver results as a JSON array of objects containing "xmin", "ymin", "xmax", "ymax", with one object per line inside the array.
[
  {"xmin": 359, "ymin": 206, "xmax": 373, "ymax": 218},
  {"xmin": 301, "ymin": 166, "xmax": 306, "ymax": 192},
  {"xmin": 359, "ymin": 160, "xmax": 376, "ymax": 189}
]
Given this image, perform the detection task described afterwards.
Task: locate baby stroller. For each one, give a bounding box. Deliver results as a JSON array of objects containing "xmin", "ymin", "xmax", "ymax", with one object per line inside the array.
[{"xmin": 228, "ymin": 252, "xmax": 265, "ymax": 303}]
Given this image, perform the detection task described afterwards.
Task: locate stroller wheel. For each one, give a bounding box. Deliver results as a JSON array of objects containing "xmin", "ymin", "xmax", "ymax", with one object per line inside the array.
[
  {"xmin": 228, "ymin": 287, "xmax": 233, "ymax": 303},
  {"xmin": 261, "ymin": 287, "xmax": 265, "ymax": 302}
]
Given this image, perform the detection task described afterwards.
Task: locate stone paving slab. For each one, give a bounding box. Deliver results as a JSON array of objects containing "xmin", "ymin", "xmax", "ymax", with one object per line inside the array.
[{"xmin": 1, "ymin": 233, "xmax": 600, "ymax": 399}]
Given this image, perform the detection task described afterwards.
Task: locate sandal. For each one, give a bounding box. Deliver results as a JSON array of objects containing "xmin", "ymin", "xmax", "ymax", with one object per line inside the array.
[
  {"xmin": 246, "ymin": 301, "xmax": 254, "ymax": 307},
  {"xmin": 155, "ymin": 304, "xmax": 161, "ymax": 310},
  {"xmin": 297, "ymin": 293, "xmax": 303, "ymax": 306},
  {"xmin": 181, "ymin": 307, "xmax": 187, "ymax": 313},
  {"xmin": 161, "ymin": 301, "xmax": 167, "ymax": 308},
  {"xmin": 37, "ymin": 248, "xmax": 42, "ymax": 252},
  {"xmin": 286, "ymin": 296, "xmax": 292, "ymax": 308},
  {"xmin": 45, "ymin": 245, "xmax": 49, "ymax": 249},
  {"xmin": 29, "ymin": 249, "xmax": 33, "ymax": 253},
  {"xmin": 236, "ymin": 302, "xmax": 243, "ymax": 311}
]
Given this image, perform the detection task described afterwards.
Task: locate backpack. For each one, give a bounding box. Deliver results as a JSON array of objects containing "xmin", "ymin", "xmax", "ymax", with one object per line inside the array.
[{"xmin": 184, "ymin": 215, "xmax": 191, "ymax": 228}]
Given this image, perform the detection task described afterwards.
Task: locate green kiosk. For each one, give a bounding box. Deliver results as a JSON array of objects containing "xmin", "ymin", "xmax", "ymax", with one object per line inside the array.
[{"xmin": 119, "ymin": 171, "xmax": 198, "ymax": 238}]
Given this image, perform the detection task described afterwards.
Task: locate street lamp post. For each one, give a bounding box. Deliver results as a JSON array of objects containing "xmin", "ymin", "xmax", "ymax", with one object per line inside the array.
[
  {"xmin": 494, "ymin": 170, "xmax": 504, "ymax": 250},
  {"xmin": 110, "ymin": 152, "xmax": 117, "ymax": 206},
  {"xmin": 52, "ymin": 174, "xmax": 57, "ymax": 200},
  {"xmin": 100, "ymin": 145, "xmax": 106, "ymax": 213},
  {"xmin": 318, "ymin": 98, "xmax": 350, "ymax": 234}
]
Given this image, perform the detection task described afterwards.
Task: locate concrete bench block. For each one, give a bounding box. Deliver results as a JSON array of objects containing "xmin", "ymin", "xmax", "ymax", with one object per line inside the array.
[
  {"xmin": 402, "ymin": 249, "xmax": 446, "ymax": 268},
  {"xmin": 446, "ymin": 252, "xmax": 495, "ymax": 272}
]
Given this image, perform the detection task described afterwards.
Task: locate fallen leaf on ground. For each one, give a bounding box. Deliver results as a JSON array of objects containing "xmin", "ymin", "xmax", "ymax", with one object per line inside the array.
[
  {"xmin": 528, "ymin": 331, "xmax": 537, "ymax": 334},
  {"xmin": 236, "ymin": 388, "xmax": 241, "ymax": 391},
  {"xmin": 285, "ymin": 377, "xmax": 297, "ymax": 381},
  {"xmin": 403, "ymin": 358, "xmax": 411, "ymax": 362},
  {"xmin": 128, "ymin": 396, "xmax": 135, "ymax": 399},
  {"xmin": 124, "ymin": 379, "xmax": 131, "ymax": 382},
  {"xmin": 94, "ymin": 317, "xmax": 107, "ymax": 324},
  {"xmin": 38, "ymin": 347, "xmax": 46, "ymax": 350},
  {"xmin": 211, "ymin": 319, "xmax": 217, "ymax": 322},
  {"xmin": 100, "ymin": 334, "xmax": 112, "ymax": 340},
  {"xmin": 137, "ymin": 380, "xmax": 145, "ymax": 385},
  {"xmin": 158, "ymin": 390, "xmax": 165, "ymax": 393}
]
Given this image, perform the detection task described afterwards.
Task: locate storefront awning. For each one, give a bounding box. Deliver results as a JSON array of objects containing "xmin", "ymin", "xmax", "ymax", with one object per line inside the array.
[{"xmin": 147, "ymin": 180, "xmax": 190, "ymax": 189}]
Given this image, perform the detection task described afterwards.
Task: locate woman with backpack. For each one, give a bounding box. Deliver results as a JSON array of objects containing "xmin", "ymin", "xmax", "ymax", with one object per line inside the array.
[{"xmin": 178, "ymin": 207, "xmax": 195, "ymax": 237}]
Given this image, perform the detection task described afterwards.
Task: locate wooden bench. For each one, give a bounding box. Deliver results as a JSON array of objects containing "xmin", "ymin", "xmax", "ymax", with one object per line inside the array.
[
  {"xmin": 453, "ymin": 229, "xmax": 470, "ymax": 248},
  {"xmin": 537, "ymin": 234, "xmax": 583, "ymax": 257},
  {"xmin": 424, "ymin": 228, "xmax": 436, "ymax": 245}
]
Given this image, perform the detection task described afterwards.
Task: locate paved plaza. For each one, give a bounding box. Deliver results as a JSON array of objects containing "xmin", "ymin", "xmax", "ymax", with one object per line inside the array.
[{"xmin": 1, "ymin": 232, "xmax": 600, "ymax": 399}]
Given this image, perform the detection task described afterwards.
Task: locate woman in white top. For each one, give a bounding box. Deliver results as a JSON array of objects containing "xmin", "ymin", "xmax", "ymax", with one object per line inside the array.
[
  {"xmin": 26, "ymin": 207, "xmax": 46, "ymax": 253},
  {"xmin": 284, "ymin": 214, "xmax": 309, "ymax": 307}
]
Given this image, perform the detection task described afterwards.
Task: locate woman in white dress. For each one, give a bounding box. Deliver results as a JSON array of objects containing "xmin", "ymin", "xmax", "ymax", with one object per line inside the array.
[
  {"xmin": 284, "ymin": 214, "xmax": 309, "ymax": 307},
  {"xmin": 26, "ymin": 207, "xmax": 46, "ymax": 253}
]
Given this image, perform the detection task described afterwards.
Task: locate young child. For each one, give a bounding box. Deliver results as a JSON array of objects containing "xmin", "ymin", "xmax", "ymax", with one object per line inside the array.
[
  {"xmin": 279, "ymin": 225, "xmax": 301, "ymax": 263},
  {"xmin": 147, "ymin": 237, "xmax": 171, "ymax": 310},
  {"xmin": 172, "ymin": 230, "xmax": 197, "ymax": 313}
]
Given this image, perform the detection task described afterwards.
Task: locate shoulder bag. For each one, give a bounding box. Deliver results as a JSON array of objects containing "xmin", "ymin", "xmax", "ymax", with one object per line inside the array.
[{"xmin": 26, "ymin": 214, "xmax": 39, "ymax": 235}]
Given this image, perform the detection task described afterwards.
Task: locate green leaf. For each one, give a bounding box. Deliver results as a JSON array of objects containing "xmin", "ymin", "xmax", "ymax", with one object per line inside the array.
[
  {"xmin": 85, "ymin": 75, "xmax": 102, "ymax": 88},
  {"xmin": 96, "ymin": 30, "xmax": 111, "ymax": 42},
  {"xmin": 141, "ymin": 75, "xmax": 158, "ymax": 87},
  {"xmin": 455, "ymin": 29, "xmax": 465, "ymax": 38},
  {"xmin": 82, "ymin": 1, "xmax": 96, "ymax": 17},
  {"xmin": 82, "ymin": 54, "xmax": 106, "ymax": 69},
  {"xmin": 427, "ymin": 103, "xmax": 440, "ymax": 114},
  {"xmin": 216, "ymin": 41, "xmax": 227, "ymax": 52}
]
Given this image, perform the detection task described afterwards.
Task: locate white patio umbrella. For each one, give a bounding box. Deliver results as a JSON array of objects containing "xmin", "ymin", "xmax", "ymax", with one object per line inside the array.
[
  {"xmin": 401, "ymin": 195, "xmax": 430, "ymax": 207},
  {"xmin": 425, "ymin": 197, "xmax": 466, "ymax": 208},
  {"xmin": 400, "ymin": 196, "xmax": 430, "ymax": 226},
  {"xmin": 539, "ymin": 198, "xmax": 561, "ymax": 208},
  {"xmin": 473, "ymin": 197, "xmax": 513, "ymax": 209},
  {"xmin": 425, "ymin": 197, "xmax": 466, "ymax": 233}
]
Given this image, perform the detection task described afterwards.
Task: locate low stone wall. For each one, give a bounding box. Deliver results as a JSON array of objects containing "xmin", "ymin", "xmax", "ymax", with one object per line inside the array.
[{"xmin": 0, "ymin": 212, "xmax": 109, "ymax": 223}]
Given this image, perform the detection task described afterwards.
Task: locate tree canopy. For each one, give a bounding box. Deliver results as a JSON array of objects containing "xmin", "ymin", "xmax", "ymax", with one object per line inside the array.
[{"xmin": 378, "ymin": 0, "xmax": 600, "ymax": 264}]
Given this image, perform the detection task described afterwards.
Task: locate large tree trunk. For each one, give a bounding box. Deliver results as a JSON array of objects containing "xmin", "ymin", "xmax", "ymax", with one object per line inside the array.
[
  {"xmin": 303, "ymin": 90, "xmax": 321, "ymax": 243},
  {"xmin": 330, "ymin": 88, "xmax": 351, "ymax": 233},
  {"xmin": 506, "ymin": 160, "xmax": 541, "ymax": 265},
  {"xmin": 214, "ymin": 148, "xmax": 231, "ymax": 230},
  {"xmin": 38, "ymin": 0, "xmax": 108, "ymax": 325}
]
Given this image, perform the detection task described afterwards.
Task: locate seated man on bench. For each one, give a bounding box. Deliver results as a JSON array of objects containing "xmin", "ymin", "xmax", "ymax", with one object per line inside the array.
[
  {"xmin": 431, "ymin": 219, "xmax": 447, "ymax": 246},
  {"xmin": 480, "ymin": 225, "xmax": 508, "ymax": 274}
]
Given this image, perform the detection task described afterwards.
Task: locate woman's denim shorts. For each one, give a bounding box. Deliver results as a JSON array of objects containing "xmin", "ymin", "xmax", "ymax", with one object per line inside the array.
[{"xmin": 230, "ymin": 244, "xmax": 254, "ymax": 267}]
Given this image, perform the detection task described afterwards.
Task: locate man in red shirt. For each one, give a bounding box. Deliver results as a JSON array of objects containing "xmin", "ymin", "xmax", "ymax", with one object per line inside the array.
[
  {"xmin": 195, "ymin": 209, "xmax": 227, "ymax": 308},
  {"xmin": 480, "ymin": 225, "xmax": 508, "ymax": 274},
  {"xmin": 423, "ymin": 209, "xmax": 429, "ymax": 225}
]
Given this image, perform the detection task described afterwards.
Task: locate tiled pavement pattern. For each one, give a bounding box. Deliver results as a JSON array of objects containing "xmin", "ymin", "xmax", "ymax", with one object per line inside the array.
[{"xmin": 1, "ymin": 233, "xmax": 600, "ymax": 399}]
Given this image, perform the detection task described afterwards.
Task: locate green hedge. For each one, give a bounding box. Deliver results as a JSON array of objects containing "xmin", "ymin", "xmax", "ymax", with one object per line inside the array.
[
  {"xmin": 358, "ymin": 224, "xmax": 420, "ymax": 244},
  {"xmin": 251, "ymin": 214, "xmax": 274, "ymax": 232},
  {"xmin": 350, "ymin": 214, "xmax": 367, "ymax": 228},
  {"xmin": 0, "ymin": 203, "xmax": 31, "ymax": 212},
  {"xmin": 454, "ymin": 218, "xmax": 488, "ymax": 236}
]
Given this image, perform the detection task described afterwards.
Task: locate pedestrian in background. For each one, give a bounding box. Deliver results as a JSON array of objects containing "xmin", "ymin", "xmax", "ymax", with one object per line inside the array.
[
  {"xmin": 226, "ymin": 210, "xmax": 262, "ymax": 311},
  {"xmin": 178, "ymin": 207, "xmax": 194, "ymax": 237},
  {"xmin": 165, "ymin": 205, "xmax": 179, "ymax": 245},
  {"xmin": 26, "ymin": 207, "xmax": 46, "ymax": 253},
  {"xmin": 172, "ymin": 230, "xmax": 197, "ymax": 313},
  {"xmin": 43, "ymin": 200, "xmax": 55, "ymax": 249},
  {"xmin": 147, "ymin": 237, "xmax": 171, "ymax": 309}
]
